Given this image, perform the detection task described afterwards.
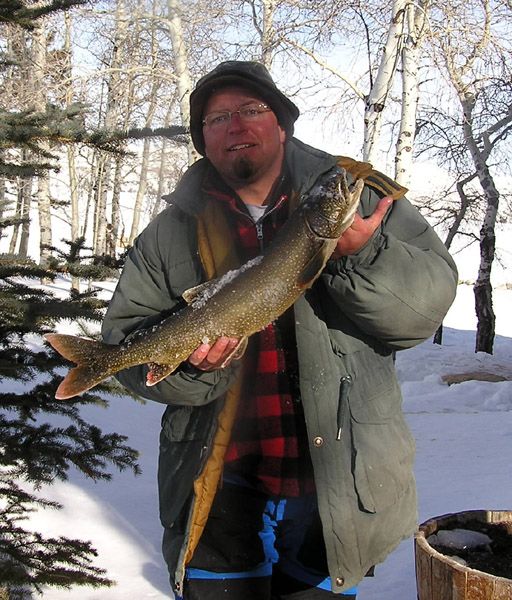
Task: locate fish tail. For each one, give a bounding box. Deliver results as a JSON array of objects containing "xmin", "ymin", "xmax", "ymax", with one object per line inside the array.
[{"xmin": 44, "ymin": 333, "xmax": 116, "ymax": 400}]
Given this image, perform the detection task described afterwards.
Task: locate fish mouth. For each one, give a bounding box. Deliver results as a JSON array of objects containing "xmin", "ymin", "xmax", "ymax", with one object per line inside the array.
[{"xmin": 227, "ymin": 143, "xmax": 256, "ymax": 152}]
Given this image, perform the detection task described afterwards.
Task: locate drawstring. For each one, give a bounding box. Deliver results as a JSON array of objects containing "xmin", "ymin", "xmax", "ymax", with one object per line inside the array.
[{"xmin": 337, "ymin": 375, "xmax": 352, "ymax": 441}]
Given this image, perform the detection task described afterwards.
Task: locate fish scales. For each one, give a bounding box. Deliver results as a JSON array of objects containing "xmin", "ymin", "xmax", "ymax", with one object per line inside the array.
[{"xmin": 45, "ymin": 167, "xmax": 364, "ymax": 399}]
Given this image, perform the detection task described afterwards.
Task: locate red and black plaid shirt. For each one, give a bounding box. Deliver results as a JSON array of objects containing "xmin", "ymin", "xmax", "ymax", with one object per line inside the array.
[{"xmin": 204, "ymin": 172, "xmax": 315, "ymax": 498}]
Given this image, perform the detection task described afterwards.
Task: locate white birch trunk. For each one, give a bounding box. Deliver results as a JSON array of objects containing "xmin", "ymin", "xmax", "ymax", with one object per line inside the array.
[
  {"xmin": 363, "ymin": 0, "xmax": 406, "ymax": 163},
  {"xmin": 128, "ymin": 6, "xmax": 161, "ymax": 244},
  {"xmin": 261, "ymin": 0, "xmax": 276, "ymax": 68},
  {"xmin": 395, "ymin": 1, "xmax": 427, "ymax": 187},
  {"xmin": 94, "ymin": 0, "xmax": 128, "ymax": 255},
  {"xmin": 166, "ymin": 0, "xmax": 198, "ymax": 164},
  {"xmin": 109, "ymin": 155, "xmax": 123, "ymax": 255},
  {"xmin": 9, "ymin": 167, "xmax": 32, "ymax": 257},
  {"xmin": 460, "ymin": 95, "xmax": 499, "ymax": 353},
  {"xmin": 31, "ymin": 22, "xmax": 53, "ymax": 268},
  {"xmin": 129, "ymin": 137, "xmax": 152, "ymax": 245},
  {"xmin": 440, "ymin": 0, "xmax": 499, "ymax": 353},
  {"xmin": 151, "ymin": 103, "xmax": 175, "ymax": 220},
  {"xmin": 63, "ymin": 13, "xmax": 80, "ymax": 247},
  {"xmin": 93, "ymin": 156, "xmax": 110, "ymax": 256}
]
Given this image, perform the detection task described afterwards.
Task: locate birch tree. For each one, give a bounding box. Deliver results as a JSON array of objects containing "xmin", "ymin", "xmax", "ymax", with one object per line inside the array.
[
  {"xmin": 362, "ymin": 0, "xmax": 406, "ymax": 164},
  {"xmin": 165, "ymin": 0, "xmax": 198, "ymax": 163},
  {"xmin": 240, "ymin": 0, "xmax": 428, "ymax": 181},
  {"xmin": 128, "ymin": 3, "xmax": 163, "ymax": 244},
  {"xmin": 424, "ymin": 0, "xmax": 512, "ymax": 353},
  {"xmin": 394, "ymin": 0, "xmax": 429, "ymax": 187},
  {"xmin": 30, "ymin": 21, "xmax": 54, "ymax": 269},
  {"xmin": 92, "ymin": 0, "xmax": 130, "ymax": 255}
]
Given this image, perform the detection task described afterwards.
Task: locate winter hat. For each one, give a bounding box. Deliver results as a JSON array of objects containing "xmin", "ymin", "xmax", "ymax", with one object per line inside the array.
[{"xmin": 189, "ymin": 60, "xmax": 300, "ymax": 155}]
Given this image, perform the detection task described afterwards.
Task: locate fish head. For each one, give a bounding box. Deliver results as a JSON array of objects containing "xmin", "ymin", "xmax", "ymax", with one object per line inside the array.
[{"xmin": 303, "ymin": 167, "xmax": 364, "ymax": 240}]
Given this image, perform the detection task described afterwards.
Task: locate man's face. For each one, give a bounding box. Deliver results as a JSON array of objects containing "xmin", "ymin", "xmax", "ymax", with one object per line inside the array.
[{"xmin": 202, "ymin": 86, "xmax": 286, "ymax": 188}]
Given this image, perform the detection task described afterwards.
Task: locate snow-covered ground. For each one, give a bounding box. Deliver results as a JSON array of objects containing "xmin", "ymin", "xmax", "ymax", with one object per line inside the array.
[
  {"xmin": 25, "ymin": 282, "xmax": 512, "ymax": 599},
  {"xmin": 358, "ymin": 284, "xmax": 512, "ymax": 599}
]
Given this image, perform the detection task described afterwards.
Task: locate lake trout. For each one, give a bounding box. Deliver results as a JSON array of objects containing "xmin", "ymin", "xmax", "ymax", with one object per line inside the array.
[{"xmin": 45, "ymin": 166, "xmax": 364, "ymax": 400}]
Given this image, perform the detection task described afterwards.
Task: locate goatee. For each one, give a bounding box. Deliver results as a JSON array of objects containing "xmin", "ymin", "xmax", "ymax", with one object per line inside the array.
[{"xmin": 233, "ymin": 156, "xmax": 256, "ymax": 181}]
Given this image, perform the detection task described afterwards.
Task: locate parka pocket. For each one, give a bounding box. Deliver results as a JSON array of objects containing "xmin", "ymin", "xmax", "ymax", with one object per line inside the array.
[
  {"xmin": 158, "ymin": 402, "xmax": 218, "ymax": 528},
  {"xmin": 347, "ymin": 354, "xmax": 415, "ymax": 513},
  {"xmin": 161, "ymin": 404, "xmax": 206, "ymax": 442}
]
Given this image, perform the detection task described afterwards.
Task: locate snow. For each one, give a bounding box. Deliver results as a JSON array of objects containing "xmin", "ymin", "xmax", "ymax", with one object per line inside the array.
[
  {"xmin": 23, "ymin": 280, "xmax": 512, "ymax": 599},
  {"xmin": 427, "ymin": 529, "xmax": 492, "ymax": 552},
  {"xmin": 191, "ymin": 256, "xmax": 263, "ymax": 310}
]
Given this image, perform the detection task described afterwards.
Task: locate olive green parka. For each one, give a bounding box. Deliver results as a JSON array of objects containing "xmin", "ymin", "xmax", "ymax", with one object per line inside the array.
[{"xmin": 102, "ymin": 138, "xmax": 458, "ymax": 595}]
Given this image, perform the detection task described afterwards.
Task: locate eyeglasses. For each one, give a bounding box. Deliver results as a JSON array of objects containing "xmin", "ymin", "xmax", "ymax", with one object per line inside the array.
[{"xmin": 202, "ymin": 103, "xmax": 272, "ymax": 129}]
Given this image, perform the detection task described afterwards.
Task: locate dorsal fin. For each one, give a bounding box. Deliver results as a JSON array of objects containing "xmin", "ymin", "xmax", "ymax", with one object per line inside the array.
[{"xmin": 337, "ymin": 156, "xmax": 408, "ymax": 200}]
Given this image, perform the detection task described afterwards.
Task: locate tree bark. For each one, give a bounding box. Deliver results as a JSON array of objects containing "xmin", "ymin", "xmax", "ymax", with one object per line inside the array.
[
  {"xmin": 363, "ymin": 0, "xmax": 406, "ymax": 163},
  {"xmin": 30, "ymin": 21, "xmax": 53, "ymax": 269},
  {"xmin": 93, "ymin": 0, "xmax": 129, "ymax": 255},
  {"xmin": 109, "ymin": 155, "xmax": 123, "ymax": 256},
  {"xmin": 395, "ymin": 1, "xmax": 427, "ymax": 186},
  {"xmin": 93, "ymin": 155, "xmax": 110, "ymax": 255},
  {"xmin": 166, "ymin": 0, "xmax": 198, "ymax": 164},
  {"xmin": 128, "ymin": 7, "xmax": 160, "ymax": 245},
  {"xmin": 9, "ymin": 167, "xmax": 32, "ymax": 257},
  {"xmin": 461, "ymin": 95, "xmax": 499, "ymax": 353},
  {"xmin": 261, "ymin": 0, "xmax": 276, "ymax": 68}
]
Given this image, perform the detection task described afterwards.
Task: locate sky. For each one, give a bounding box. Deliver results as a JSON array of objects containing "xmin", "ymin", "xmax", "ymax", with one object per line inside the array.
[{"xmin": 12, "ymin": 277, "xmax": 510, "ymax": 600}]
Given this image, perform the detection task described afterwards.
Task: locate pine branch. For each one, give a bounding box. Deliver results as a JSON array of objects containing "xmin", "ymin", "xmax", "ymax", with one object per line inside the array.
[
  {"xmin": 122, "ymin": 125, "xmax": 189, "ymax": 141},
  {"xmin": 0, "ymin": 0, "xmax": 88, "ymax": 29}
]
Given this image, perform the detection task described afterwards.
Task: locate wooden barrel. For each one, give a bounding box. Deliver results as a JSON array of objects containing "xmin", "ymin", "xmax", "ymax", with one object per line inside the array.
[{"xmin": 415, "ymin": 510, "xmax": 512, "ymax": 599}]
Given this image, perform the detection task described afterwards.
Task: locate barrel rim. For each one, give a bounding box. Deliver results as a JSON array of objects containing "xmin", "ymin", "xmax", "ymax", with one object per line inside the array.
[{"xmin": 415, "ymin": 509, "xmax": 512, "ymax": 584}]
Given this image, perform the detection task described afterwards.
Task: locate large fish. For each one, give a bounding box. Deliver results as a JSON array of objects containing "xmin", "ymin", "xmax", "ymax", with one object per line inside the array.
[{"xmin": 45, "ymin": 167, "xmax": 364, "ymax": 400}]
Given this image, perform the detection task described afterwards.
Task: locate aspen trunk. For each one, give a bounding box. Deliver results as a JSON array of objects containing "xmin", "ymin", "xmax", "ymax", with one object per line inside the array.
[
  {"xmin": 363, "ymin": 0, "xmax": 406, "ymax": 163},
  {"xmin": 166, "ymin": 0, "xmax": 198, "ymax": 164},
  {"xmin": 129, "ymin": 137, "xmax": 151, "ymax": 245},
  {"xmin": 110, "ymin": 155, "xmax": 123, "ymax": 256},
  {"xmin": 461, "ymin": 96, "xmax": 499, "ymax": 354},
  {"xmin": 395, "ymin": 2, "xmax": 426, "ymax": 186},
  {"xmin": 31, "ymin": 22, "xmax": 53, "ymax": 269},
  {"xmin": 93, "ymin": 155, "xmax": 110, "ymax": 255},
  {"xmin": 261, "ymin": 0, "xmax": 276, "ymax": 68}
]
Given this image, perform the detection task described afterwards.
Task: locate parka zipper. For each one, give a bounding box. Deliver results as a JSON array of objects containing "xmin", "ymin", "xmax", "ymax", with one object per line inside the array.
[
  {"xmin": 255, "ymin": 221, "xmax": 264, "ymax": 243},
  {"xmin": 336, "ymin": 375, "xmax": 352, "ymax": 440},
  {"xmin": 252, "ymin": 194, "xmax": 288, "ymax": 251}
]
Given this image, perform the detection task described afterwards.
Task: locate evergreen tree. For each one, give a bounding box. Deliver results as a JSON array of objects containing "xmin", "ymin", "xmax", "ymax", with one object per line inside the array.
[
  {"xmin": 0, "ymin": 1, "xmax": 87, "ymax": 30},
  {"xmin": 0, "ymin": 2, "xmax": 140, "ymax": 597},
  {"xmin": 0, "ymin": 227, "xmax": 140, "ymax": 597}
]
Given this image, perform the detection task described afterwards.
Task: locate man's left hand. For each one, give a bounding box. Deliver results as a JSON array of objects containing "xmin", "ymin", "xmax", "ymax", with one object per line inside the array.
[{"xmin": 332, "ymin": 196, "xmax": 394, "ymax": 258}]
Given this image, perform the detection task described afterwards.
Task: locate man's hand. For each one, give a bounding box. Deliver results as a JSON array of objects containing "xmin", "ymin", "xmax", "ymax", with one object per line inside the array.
[
  {"xmin": 188, "ymin": 336, "xmax": 241, "ymax": 371},
  {"xmin": 332, "ymin": 196, "xmax": 394, "ymax": 258}
]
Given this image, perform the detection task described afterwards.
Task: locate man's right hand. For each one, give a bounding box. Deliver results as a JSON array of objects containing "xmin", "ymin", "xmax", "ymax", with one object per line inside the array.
[{"xmin": 188, "ymin": 336, "xmax": 241, "ymax": 371}]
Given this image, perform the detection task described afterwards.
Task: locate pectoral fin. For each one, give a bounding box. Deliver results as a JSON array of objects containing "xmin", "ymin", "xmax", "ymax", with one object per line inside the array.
[
  {"xmin": 146, "ymin": 362, "xmax": 180, "ymax": 386},
  {"xmin": 220, "ymin": 337, "xmax": 248, "ymax": 367}
]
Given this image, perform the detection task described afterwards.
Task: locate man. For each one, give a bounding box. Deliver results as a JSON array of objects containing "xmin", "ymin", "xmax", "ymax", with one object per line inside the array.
[{"xmin": 102, "ymin": 61, "xmax": 458, "ymax": 600}]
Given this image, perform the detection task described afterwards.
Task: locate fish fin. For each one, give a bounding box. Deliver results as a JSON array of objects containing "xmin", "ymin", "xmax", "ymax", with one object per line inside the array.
[
  {"xmin": 146, "ymin": 362, "xmax": 180, "ymax": 386},
  {"xmin": 297, "ymin": 246, "xmax": 331, "ymax": 288},
  {"xmin": 337, "ymin": 156, "xmax": 408, "ymax": 199},
  {"xmin": 146, "ymin": 338, "xmax": 248, "ymax": 385},
  {"xmin": 44, "ymin": 333, "xmax": 116, "ymax": 400},
  {"xmin": 182, "ymin": 279, "xmax": 218, "ymax": 304},
  {"xmin": 220, "ymin": 336, "xmax": 248, "ymax": 367}
]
